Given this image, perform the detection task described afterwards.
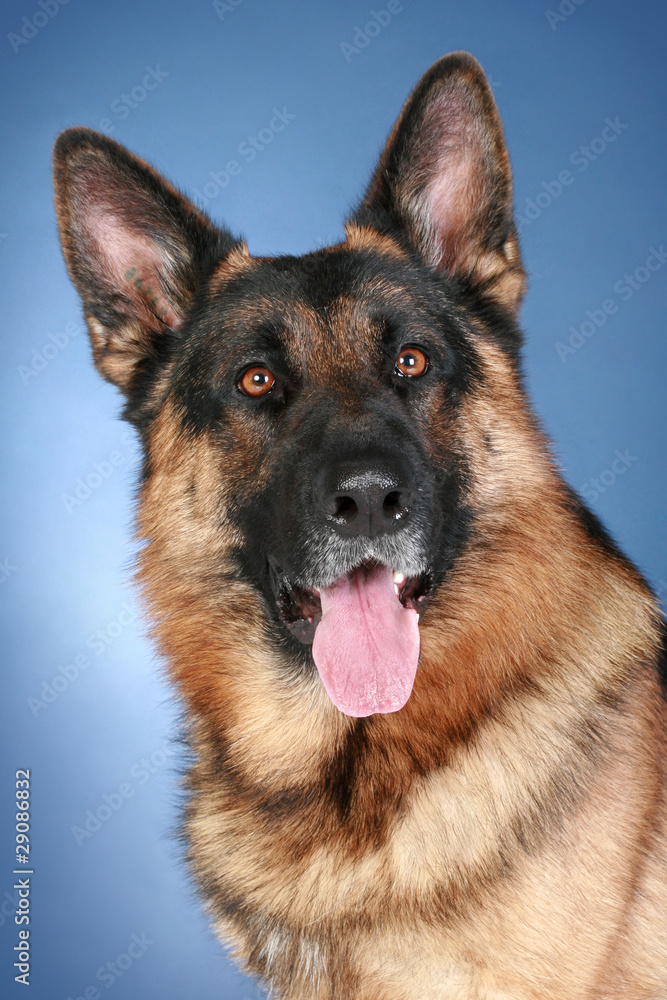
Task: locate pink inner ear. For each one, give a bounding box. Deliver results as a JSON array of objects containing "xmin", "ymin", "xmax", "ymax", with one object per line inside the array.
[
  {"xmin": 85, "ymin": 206, "xmax": 182, "ymax": 331},
  {"xmin": 416, "ymin": 87, "xmax": 491, "ymax": 273},
  {"xmin": 425, "ymin": 149, "xmax": 477, "ymax": 267}
]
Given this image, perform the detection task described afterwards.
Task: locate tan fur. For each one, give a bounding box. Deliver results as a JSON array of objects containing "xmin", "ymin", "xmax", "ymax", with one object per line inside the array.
[
  {"xmin": 343, "ymin": 223, "xmax": 409, "ymax": 261},
  {"xmin": 208, "ymin": 241, "xmax": 255, "ymax": 293}
]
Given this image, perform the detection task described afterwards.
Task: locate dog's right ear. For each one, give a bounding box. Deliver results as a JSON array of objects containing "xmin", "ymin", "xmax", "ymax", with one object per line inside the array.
[{"xmin": 53, "ymin": 128, "xmax": 237, "ymax": 393}]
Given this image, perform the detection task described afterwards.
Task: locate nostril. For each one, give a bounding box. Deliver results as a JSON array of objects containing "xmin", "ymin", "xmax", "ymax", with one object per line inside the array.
[
  {"xmin": 383, "ymin": 489, "xmax": 408, "ymax": 520},
  {"xmin": 383, "ymin": 490, "xmax": 400, "ymax": 511},
  {"xmin": 334, "ymin": 495, "xmax": 358, "ymax": 523}
]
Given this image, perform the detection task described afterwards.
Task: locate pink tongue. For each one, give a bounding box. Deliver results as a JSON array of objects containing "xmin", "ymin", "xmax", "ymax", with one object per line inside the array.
[{"xmin": 312, "ymin": 564, "xmax": 420, "ymax": 717}]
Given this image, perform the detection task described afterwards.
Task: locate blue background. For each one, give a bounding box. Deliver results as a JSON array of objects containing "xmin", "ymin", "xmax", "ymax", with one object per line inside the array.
[{"xmin": 1, "ymin": 1, "xmax": 665, "ymax": 997}]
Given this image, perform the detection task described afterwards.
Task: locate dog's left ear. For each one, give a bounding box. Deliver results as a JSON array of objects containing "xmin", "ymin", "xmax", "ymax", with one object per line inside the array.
[{"xmin": 350, "ymin": 52, "xmax": 526, "ymax": 314}]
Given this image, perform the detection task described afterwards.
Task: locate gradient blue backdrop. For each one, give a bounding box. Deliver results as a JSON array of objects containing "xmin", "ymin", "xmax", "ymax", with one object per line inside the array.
[{"xmin": 1, "ymin": 1, "xmax": 665, "ymax": 997}]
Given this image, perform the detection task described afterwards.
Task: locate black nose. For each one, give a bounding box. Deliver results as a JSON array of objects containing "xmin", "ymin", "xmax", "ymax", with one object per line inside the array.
[{"xmin": 316, "ymin": 458, "xmax": 413, "ymax": 538}]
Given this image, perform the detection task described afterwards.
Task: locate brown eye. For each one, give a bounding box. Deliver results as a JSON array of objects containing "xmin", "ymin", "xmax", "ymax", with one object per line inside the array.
[
  {"xmin": 395, "ymin": 347, "xmax": 429, "ymax": 378},
  {"xmin": 238, "ymin": 365, "xmax": 276, "ymax": 397}
]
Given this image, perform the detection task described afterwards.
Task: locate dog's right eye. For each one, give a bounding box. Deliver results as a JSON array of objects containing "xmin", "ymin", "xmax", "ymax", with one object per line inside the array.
[
  {"xmin": 237, "ymin": 365, "xmax": 276, "ymax": 397},
  {"xmin": 395, "ymin": 346, "xmax": 429, "ymax": 378}
]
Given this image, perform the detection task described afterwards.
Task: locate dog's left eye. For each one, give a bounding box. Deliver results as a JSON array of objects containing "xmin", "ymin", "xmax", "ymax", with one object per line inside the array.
[
  {"xmin": 395, "ymin": 347, "xmax": 429, "ymax": 378},
  {"xmin": 238, "ymin": 365, "xmax": 276, "ymax": 397}
]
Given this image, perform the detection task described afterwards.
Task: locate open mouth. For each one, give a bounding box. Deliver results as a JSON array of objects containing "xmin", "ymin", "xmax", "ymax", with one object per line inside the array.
[
  {"xmin": 269, "ymin": 561, "xmax": 433, "ymax": 642},
  {"xmin": 268, "ymin": 560, "xmax": 433, "ymax": 717}
]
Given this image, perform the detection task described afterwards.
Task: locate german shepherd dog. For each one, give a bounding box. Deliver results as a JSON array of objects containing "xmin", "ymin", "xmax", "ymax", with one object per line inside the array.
[{"xmin": 53, "ymin": 53, "xmax": 666, "ymax": 999}]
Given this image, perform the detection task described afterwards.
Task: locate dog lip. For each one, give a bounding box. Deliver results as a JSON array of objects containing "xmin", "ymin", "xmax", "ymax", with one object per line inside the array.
[{"xmin": 267, "ymin": 557, "xmax": 432, "ymax": 645}]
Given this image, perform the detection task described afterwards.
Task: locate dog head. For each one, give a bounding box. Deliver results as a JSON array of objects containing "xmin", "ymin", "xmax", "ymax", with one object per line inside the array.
[{"xmin": 54, "ymin": 53, "xmax": 537, "ymax": 720}]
